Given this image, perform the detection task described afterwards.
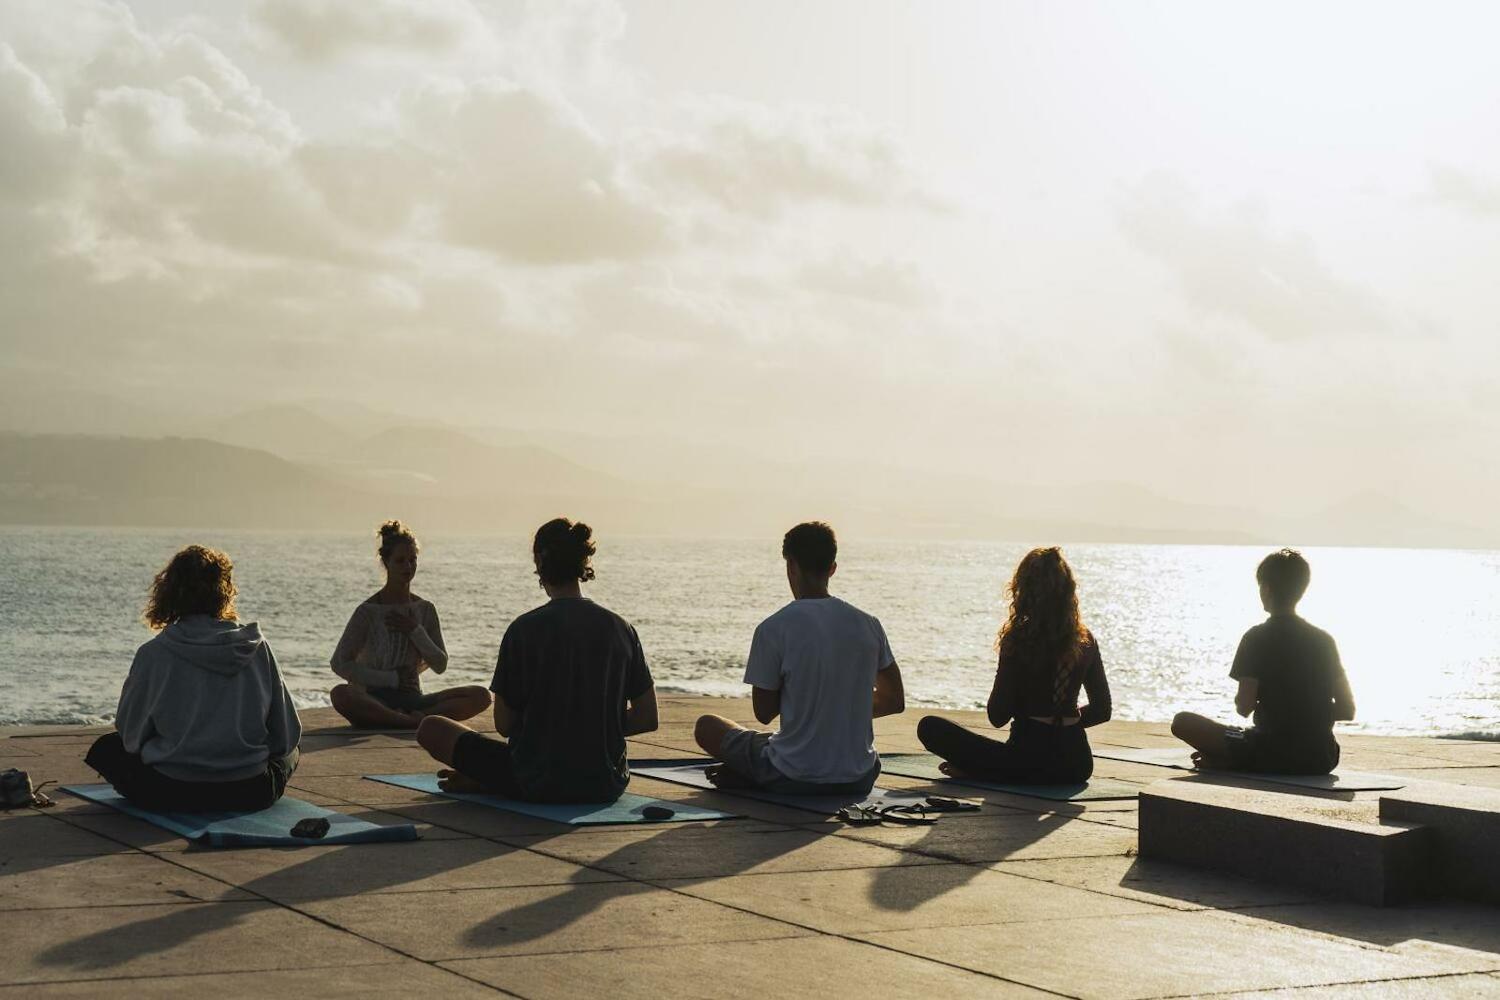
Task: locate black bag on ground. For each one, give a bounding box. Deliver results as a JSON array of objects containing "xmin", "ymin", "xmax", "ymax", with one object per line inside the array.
[{"xmin": 0, "ymin": 768, "xmax": 54, "ymax": 809}]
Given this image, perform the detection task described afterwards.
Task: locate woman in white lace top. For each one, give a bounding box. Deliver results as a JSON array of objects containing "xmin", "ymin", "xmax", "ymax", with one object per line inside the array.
[{"xmin": 329, "ymin": 521, "xmax": 492, "ymax": 729}]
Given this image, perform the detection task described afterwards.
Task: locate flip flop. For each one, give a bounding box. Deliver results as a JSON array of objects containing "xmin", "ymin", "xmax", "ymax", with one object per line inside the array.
[
  {"xmin": 836, "ymin": 804, "xmax": 883, "ymax": 826},
  {"xmin": 924, "ymin": 795, "xmax": 980, "ymax": 813},
  {"xmin": 876, "ymin": 803, "xmax": 939, "ymax": 826}
]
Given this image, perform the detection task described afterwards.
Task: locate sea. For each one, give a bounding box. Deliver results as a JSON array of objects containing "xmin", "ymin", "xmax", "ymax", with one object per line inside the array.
[{"xmin": 2, "ymin": 526, "xmax": 1498, "ymax": 737}]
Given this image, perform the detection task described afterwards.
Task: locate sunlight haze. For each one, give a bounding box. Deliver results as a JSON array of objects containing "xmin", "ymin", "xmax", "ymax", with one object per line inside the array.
[{"xmin": 3, "ymin": 0, "xmax": 1499, "ymax": 543}]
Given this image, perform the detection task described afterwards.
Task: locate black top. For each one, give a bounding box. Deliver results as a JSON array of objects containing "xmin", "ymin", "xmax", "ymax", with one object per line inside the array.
[
  {"xmin": 1230, "ymin": 614, "xmax": 1348, "ymax": 745},
  {"xmin": 491, "ymin": 598, "xmax": 654, "ymax": 802},
  {"xmin": 991, "ymin": 631, "xmax": 1112, "ymax": 728}
]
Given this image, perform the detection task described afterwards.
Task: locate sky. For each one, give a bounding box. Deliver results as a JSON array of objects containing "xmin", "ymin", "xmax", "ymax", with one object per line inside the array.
[{"xmin": 4, "ymin": 0, "xmax": 1500, "ymax": 532}]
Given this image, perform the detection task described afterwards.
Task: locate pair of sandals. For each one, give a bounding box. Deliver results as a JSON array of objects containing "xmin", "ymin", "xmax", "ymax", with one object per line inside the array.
[{"xmin": 836, "ymin": 795, "xmax": 979, "ymax": 826}]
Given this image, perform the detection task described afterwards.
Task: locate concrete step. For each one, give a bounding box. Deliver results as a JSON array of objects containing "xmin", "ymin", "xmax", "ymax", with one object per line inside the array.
[
  {"xmin": 1379, "ymin": 782, "xmax": 1500, "ymax": 903},
  {"xmin": 1138, "ymin": 780, "xmax": 1431, "ymax": 906}
]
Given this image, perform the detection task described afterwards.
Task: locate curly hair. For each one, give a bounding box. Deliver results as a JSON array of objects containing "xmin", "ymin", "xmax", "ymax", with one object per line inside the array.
[
  {"xmin": 144, "ymin": 545, "xmax": 238, "ymax": 630},
  {"xmin": 377, "ymin": 519, "xmax": 419, "ymax": 563},
  {"xmin": 533, "ymin": 517, "xmax": 597, "ymax": 586},
  {"xmin": 996, "ymin": 547, "xmax": 1090, "ymax": 678}
]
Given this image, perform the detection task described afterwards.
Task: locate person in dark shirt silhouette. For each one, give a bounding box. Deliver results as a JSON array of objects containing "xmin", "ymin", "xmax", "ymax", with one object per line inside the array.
[
  {"xmin": 415, "ymin": 518, "xmax": 659, "ymax": 803},
  {"xmin": 1172, "ymin": 548, "xmax": 1356, "ymax": 775},
  {"xmin": 917, "ymin": 547, "xmax": 1111, "ymax": 784}
]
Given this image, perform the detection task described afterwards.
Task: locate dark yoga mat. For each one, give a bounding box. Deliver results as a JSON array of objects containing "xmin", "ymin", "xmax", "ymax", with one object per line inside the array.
[
  {"xmin": 63, "ymin": 784, "xmax": 419, "ymax": 847},
  {"xmin": 1091, "ymin": 746, "xmax": 1407, "ymax": 791},
  {"xmin": 365, "ymin": 773, "xmax": 737, "ymax": 824},
  {"xmin": 878, "ymin": 753, "xmax": 1141, "ymax": 801},
  {"xmin": 630, "ymin": 760, "xmax": 968, "ymax": 816}
]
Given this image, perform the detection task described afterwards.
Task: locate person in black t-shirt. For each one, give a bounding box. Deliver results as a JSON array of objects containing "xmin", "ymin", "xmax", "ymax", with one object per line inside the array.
[
  {"xmin": 1171, "ymin": 548, "xmax": 1356, "ymax": 775},
  {"xmin": 415, "ymin": 519, "xmax": 658, "ymax": 802}
]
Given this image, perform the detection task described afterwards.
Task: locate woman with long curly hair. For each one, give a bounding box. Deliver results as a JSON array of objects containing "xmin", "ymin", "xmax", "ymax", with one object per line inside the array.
[
  {"xmin": 84, "ymin": 545, "xmax": 303, "ymax": 812},
  {"xmin": 917, "ymin": 547, "xmax": 1111, "ymax": 784}
]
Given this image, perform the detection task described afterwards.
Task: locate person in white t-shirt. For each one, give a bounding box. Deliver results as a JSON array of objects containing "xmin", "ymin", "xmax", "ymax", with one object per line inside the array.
[{"xmin": 693, "ymin": 522, "xmax": 905, "ymax": 794}]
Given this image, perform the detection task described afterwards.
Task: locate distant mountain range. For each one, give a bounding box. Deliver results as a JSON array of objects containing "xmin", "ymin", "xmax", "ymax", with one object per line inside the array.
[{"xmin": 0, "ymin": 401, "xmax": 1493, "ymax": 548}]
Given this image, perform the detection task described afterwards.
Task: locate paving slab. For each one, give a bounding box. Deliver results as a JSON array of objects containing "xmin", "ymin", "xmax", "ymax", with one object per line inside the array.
[
  {"xmin": 0, "ymin": 900, "xmax": 400, "ymax": 985},
  {"xmin": 297, "ymin": 882, "xmax": 811, "ymax": 961},
  {"xmin": 1377, "ymin": 767, "xmax": 1500, "ymax": 789},
  {"xmin": 1229, "ymin": 900, "xmax": 1500, "ymax": 970},
  {"xmin": 0, "ymin": 813, "xmax": 129, "ymax": 857},
  {"xmin": 668, "ymin": 862, "xmax": 1154, "ymax": 933},
  {"xmin": 860, "ymin": 909, "xmax": 1470, "ymax": 1000},
  {"xmin": 989, "ymin": 854, "xmax": 1327, "ymax": 911},
  {"xmin": 443, "ymin": 935, "xmax": 1049, "ymax": 999},
  {"xmin": 0, "ymin": 852, "xmax": 252, "ymax": 909},
  {"xmin": 171, "ymin": 837, "xmax": 617, "ymax": 901},
  {"xmin": 830, "ymin": 808, "xmax": 1138, "ymax": 863},
  {"xmin": 292, "ymin": 747, "xmax": 444, "ymax": 777},
  {"xmin": 0, "ymin": 962, "xmax": 509, "ymax": 998},
  {"xmin": 1194, "ymin": 973, "xmax": 1500, "ymax": 997},
  {"xmin": 510, "ymin": 822, "xmax": 940, "ymax": 881}
]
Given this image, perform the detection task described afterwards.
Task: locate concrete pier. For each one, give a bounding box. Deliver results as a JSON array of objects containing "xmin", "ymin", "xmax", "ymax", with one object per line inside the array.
[{"xmin": 3, "ymin": 697, "xmax": 1499, "ymax": 998}]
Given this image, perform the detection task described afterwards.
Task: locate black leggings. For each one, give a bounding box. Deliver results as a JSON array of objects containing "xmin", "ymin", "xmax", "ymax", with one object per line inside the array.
[
  {"xmin": 917, "ymin": 715, "xmax": 1094, "ymax": 784},
  {"xmin": 85, "ymin": 732, "xmax": 299, "ymax": 813}
]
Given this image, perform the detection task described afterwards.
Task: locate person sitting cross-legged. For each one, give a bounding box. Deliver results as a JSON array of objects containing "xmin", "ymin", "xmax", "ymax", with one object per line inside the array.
[
  {"xmin": 1171, "ymin": 548, "xmax": 1355, "ymax": 775},
  {"xmin": 328, "ymin": 520, "xmax": 491, "ymax": 730},
  {"xmin": 416, "ymin": 518, "xmax": 659, "ymax": 803},
  {"xmin": 85, "ymin": 545, "xmax": 302, "ymax": 813},
  {"xmin": 694, "ymin": 521, "xmax": 905, "ymax": 796},
  {"xmin": 917, "ymin": 546, "xmax": 1111, "ymax": 785}
]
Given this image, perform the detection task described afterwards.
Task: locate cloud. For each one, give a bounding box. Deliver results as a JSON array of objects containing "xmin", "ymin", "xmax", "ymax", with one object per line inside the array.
[
  {"xmin": 1429, "ymin": 164, "xmax": 1500, "ymax": 217},
  {"xmin": 797, "ymin": 256, "xmax": 937, "ymax": 309},
  {"xmin": 1117, "ymin": 174, "xmax": 1396, "ymax": 342},
  {"xmin": 397, "ymin": 78, "xmax": 673, "ymax": 264},
  {"xmin": 250, "ymin": 0, "xmax": 488, "ymax": 62},
  {"xmin": 0, "ymin": 0, "xmax": 965, "ymax": 437},
  {"xmin": 640, "ymin": 99, "xmax": 934, "ymax": 219}
]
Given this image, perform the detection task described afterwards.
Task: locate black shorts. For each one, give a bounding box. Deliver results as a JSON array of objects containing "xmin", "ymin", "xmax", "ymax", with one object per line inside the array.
[
  {"xmin": 452, "ymin": 732, "xmax": 523, "ymax": 798},
  {"xmin": 367, "ymin": 687, "xmax": 446, "ymax": 713},
  {"xmin": 1224, "ymin": 726, "xmax": 1339, "ymax": 775}
]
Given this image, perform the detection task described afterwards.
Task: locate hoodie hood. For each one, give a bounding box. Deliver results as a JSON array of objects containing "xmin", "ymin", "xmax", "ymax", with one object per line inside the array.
[{"xmin": 156, "ymin": 616, "xmax": 265, "ymax": 677}]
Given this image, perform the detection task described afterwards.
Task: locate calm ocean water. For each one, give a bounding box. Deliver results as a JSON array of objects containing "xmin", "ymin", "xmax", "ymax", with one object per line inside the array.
[{"xmin": 2, "ymin": 526, "xmax": 1498, "ymax": 737}]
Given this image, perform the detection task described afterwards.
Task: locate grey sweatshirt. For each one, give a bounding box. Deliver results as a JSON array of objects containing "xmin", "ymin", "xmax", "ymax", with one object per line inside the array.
[{"xmin": 116, "ymin": 616, "xmax": 303, "ymax": 782}]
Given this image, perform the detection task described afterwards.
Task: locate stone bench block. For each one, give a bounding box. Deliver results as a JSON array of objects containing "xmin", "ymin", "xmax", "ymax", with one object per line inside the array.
[
  {"xmin": 1138, "ymin": 781, "xmax": 1431, "ymax": 906},
  {"xmin": 1380, "ymin": 782, "xmax": 1500, "ymax": 903}
]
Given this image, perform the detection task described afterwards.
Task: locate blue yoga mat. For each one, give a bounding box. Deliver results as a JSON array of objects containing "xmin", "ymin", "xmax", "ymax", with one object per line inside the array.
[
  {"xmin": 877, "ymin": 753, "xmax": 1141, "ymax": 801},
  {"xmin": 63, "ymin": 784, "xmax": 419, "ymax": 847},
  {"xmin": 1091, "ymin": 746, "xmax": 1406, "ymax": 791},
  {"xmin": 630, "ymin": 761, "xmax": 959, "ymax": 816},
  {"xmin": 364, "ymin": 773, "xmax": 738, "ymax": 825}
]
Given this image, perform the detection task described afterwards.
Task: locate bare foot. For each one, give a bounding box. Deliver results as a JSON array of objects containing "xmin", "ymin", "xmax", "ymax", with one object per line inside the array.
[
  {"xmin": 938, "ymin": 761, "xmax": 974, "ymax": 779},
  {"xmin": 1190, "ymin": 752, "xmax": 1229, "ymax": 771},
  {"xmin": 437, "ymin": 769, "xmax": 486, "ymax": 794},
  {"xmin": 705, "ymin": 764, "xmax": 753, "ymax": 789}
]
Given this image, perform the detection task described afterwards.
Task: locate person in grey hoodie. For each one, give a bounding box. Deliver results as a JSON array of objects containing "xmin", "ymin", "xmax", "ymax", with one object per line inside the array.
[{"xmin": 84, "ymin": 545, "xmax": 302, "ymax": 812}]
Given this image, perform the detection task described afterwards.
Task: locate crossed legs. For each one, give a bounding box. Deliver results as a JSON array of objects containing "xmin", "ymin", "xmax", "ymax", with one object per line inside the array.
[
  {"xmin": 1170, "ymin": 712, "xmax": 1234, "ymax": 768},
  {"xmin": 330, "ymin": 684, "xmax": 491, "ymax": 730}
]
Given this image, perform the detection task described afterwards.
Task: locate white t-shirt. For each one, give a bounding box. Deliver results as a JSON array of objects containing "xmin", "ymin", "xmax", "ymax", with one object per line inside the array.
[{"xmin": 743, "ymin": 596, "xmax": 895, "ymax": 784}]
